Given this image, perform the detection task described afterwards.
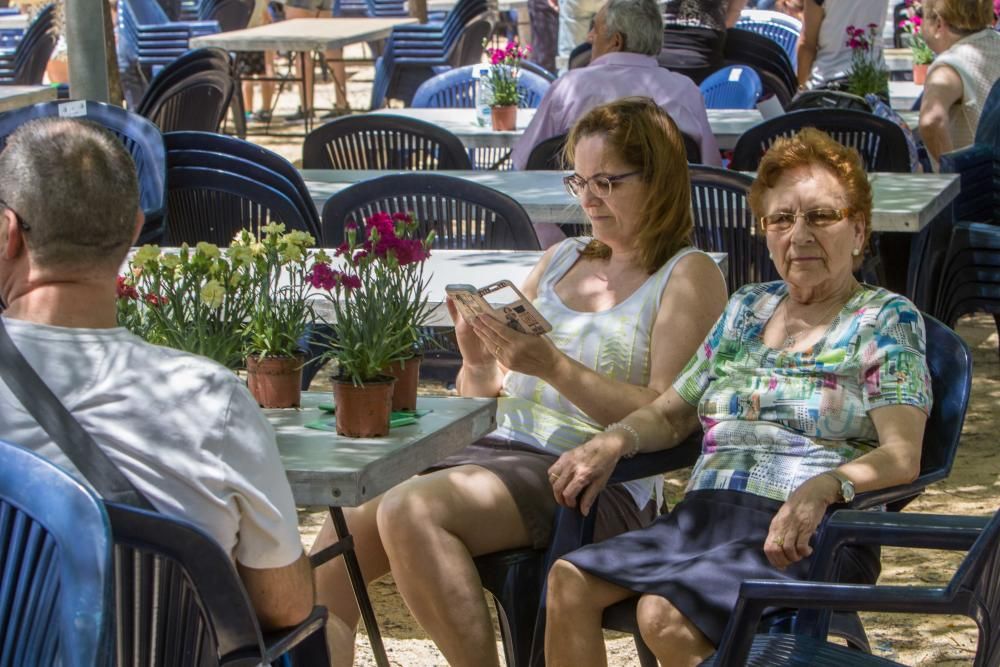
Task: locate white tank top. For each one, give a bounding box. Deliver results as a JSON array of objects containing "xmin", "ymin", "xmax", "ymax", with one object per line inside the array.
[
  {"xmin": 929, "ymin": 29, "xmax": 1000, "ymax": 154},
  {"xmin": 493, "ymin": 238, "xmax": 708, "ymax": 508},
  {"xmin": 808, "ymin": 0, "xmax": 888, "ymax": 89}
]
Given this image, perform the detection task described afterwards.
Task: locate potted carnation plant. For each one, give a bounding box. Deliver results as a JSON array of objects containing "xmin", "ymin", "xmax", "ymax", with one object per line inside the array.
[
  {"xmin": 308, "ymin": 212, "xmax": 434, "ymax": 436},
  {"xmin": 482, "ymin": 37, "xmax": 531, "ymax": 131},
  {"xmin": 899, "ymin": 0, "xmax": 934, "ymax": 84},
  {"xmin": 844, "ymin": 23, "xmax": 890, "ymax": 99},
  {"xmin": 119, "ymin": 241, "xmax": 254, "ymax": 370},
  {"xmin": 237, "ymin": 224, "xmax": 318, "ymax": 408}
]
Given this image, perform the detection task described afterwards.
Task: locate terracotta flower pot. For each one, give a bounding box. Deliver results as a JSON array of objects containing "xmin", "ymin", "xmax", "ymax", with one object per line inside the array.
[
  {"xmin": 332, "ymin": 375, "xmax": 396, "ymax": 437},
  {"xmin": 913, "ymin": 63, "xmax": 929, "ymax": 85},
  {"xmin": 246, "ymin": 355, "xmax": 303, "ymax": 408},
  {"xmin": 382, "ymin": 355, "xmax": 421, "ymax": 411},
  {"xmin": 491, "ymin": 105, "xmax": 517, "ymax": 131}
]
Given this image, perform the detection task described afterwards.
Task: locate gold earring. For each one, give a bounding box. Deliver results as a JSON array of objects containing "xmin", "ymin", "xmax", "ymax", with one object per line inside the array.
[{"xmin": 851, "ymin": 248, "xmax": 860, "ymax": 257}]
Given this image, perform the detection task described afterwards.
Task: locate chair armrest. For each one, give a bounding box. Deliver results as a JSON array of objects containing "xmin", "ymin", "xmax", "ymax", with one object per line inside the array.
[
  {"xmin": 714, "ymin": 579, "xmax": 956, "ymax": 666},
  {"xmin": 260, "ymin": 605, "xmax": 329, "ymax": 662},
  {"xmin": 607, "ymin": 433, "xmax": 702, "ymax": 485}
]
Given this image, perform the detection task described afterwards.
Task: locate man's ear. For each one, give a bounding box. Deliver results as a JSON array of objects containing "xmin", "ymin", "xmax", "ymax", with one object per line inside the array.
[
  {"xmin": 1, "ymin": 209, "xmax": 23, "ymax": 260},
  {"xmin": 131, "ymin": 209, "xmax": 145, "ymax": 245},
  {"xmin": 611, "ymin": 31, "xmax": 625, "ymax": 52}
]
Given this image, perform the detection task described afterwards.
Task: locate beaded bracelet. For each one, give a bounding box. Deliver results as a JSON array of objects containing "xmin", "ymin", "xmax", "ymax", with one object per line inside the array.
[{"xmin": 606, "ymin": 422, "xmax": 641, "ymax": 459}]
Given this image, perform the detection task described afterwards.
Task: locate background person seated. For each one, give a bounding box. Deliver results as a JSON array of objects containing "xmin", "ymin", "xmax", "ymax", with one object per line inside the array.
[
  {"xmin": 544, "ymin": 128, "xmax": 932, "ymax": 667},
  {"xmin": 918, "ymin": 0, "xmax": 1000, "ymax": 165},
  {"xmin": 658, "ymin": 0, "xmax": 747, "ymax": 84},
  {"xmin": 0, "ymin": 117, "xmax": 314, "ymax": 631},
  {"xmin": 797, "ymin": 0, "xmax": 887, "ymax": 91}
]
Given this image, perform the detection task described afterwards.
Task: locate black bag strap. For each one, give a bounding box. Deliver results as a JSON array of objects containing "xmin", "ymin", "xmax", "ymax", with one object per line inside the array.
[{"xmin": 0, "ymin": 317, "xmax": 155, "ymax": 510}]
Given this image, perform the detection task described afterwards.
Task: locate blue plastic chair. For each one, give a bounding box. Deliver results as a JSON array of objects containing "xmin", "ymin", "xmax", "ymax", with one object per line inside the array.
[
  {"xmin": 734, "ymin": 17, "xmax": 799, "ymax": 67},
  {"xmin": 0, "ymin": 439, "xmax": 113, "ymax": 667},
  {"xmin": 933, "ymin": 222, "xmax": 1000, "ymax": 353},
  {"xmin": 302, "ymin": 114, "xmax": 473, "ymax": 170},
  {"xmin": 165, "ymin": 166, "xmax": 313, "ymax": 245},
  {"xmin": 140, "ymin": 67, "xmax": 235, "ymax": 132},
  {"xmin": 723, "ymin": 28, "xmax": 797, "ymax": 108},
  {"xmin": 602, "ymin": 314, "xmax": 973, "ymax": 666},
  {"xmin": 707, "ymin": 505, "xmax": 1000, "ymax": 667},
  {"xmin": 0, "ymin": 99, "xmax": 168, "ymax": 244},
  {"xmin": 699, "ymin": 65, "xmax": 763, "ymax": 109},
  {"xmin": 411, "ymin": 64, "xmax": 550, "ymax": 108},
  {"xmin": 0, "ymin": 3, "xmax": 55, "ymax": 85},
  {"xmin": 107, "ymin": 502, "xmax": 329, "ymax": 666},
  {"xmin": 165, "ymin": 130, "xmax": 322, "ymax": 235}
]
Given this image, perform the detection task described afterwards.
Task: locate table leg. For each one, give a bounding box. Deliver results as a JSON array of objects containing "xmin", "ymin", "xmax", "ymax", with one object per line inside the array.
[{"xmin": 329, "ymin": 506, "xmax": 390, "ymax": 667}]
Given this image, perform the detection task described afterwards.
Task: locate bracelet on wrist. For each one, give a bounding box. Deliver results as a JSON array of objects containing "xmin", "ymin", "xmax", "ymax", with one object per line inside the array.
[{"xmin": 606, "ymin": 422, "xmax": 640, "ymax": 459}]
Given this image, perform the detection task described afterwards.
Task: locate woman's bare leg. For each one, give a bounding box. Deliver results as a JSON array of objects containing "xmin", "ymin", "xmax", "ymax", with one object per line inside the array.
[
  {"xmin": 377, "ymin": 465, "xmax": 534, "ymax": 667},
  {"xmin": 324, "ymin": 47, "xmax": 348, "ymax": 108},
  {"xmin": 636, "ymin": 594, "xmax": 714, "ymax": 667},
  {"xmin": 545, "ymin": 559, "xmax": 635, "ymax": 667},
  {"xmin": 282, "ymin": 5, "xmax": 321, "ymax": 113},
  {"xmin": 311, "ymin": 495, "xmax": 391, "ymax": 667}
]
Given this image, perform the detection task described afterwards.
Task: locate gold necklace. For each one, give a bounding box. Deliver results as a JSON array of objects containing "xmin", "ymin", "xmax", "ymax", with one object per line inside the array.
[{"xmin": 781, "ymin": 286, "xmax": 859, "ymax": 349}]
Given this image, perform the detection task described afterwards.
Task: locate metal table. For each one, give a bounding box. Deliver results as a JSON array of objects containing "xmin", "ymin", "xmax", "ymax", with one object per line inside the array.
[
  {"xmin": 302, "ymin": 169, "xmax": 960, "ymax": 233},
  {"xmin": 190, "ymin": 18, "xmax": 417, "ymax": 124},
  {"xmin": 266, "ymin": 392, "xmax": 497, "ymax": 667},
  {"xmin": 0, "ymin": 85, "xmax": 56, "ymax": 113}
]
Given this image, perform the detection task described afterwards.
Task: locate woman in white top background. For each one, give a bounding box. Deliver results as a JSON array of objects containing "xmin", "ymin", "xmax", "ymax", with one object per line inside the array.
[
  {"xmin": 796, "ymin": 0, "xmax": 888, "ymax": 90},
  {"xmin": 918, "ymin": 0, "xmax": 1000, "ymax": 164}
]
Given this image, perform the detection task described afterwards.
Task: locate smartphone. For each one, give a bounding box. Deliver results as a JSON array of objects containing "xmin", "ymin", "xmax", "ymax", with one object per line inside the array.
[{"xmin": 445, "ymin": 280, "xmax": 552, "ymax": 335}]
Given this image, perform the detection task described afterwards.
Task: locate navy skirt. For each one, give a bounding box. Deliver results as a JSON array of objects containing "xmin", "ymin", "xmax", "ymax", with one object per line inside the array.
[{"xmin": 563, "ymin": 489, "xmax": 880, "ymax": 645}]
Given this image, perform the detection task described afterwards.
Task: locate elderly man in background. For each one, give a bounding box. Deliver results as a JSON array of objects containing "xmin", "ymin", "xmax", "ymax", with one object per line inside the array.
[
  {"xmin": 0, "ymin": 118, "xmax": 314, "ymax": 631},
  {"xmin": 512, "ymin": 0, "xmax": 720, "ymax": 247},
  {"xmin": 918, "ymin": 0, "xmax": 1000, "ymax": 164}
]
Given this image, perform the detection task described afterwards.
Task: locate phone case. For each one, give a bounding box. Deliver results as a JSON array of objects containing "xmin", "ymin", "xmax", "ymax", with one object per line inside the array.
[{"xmin": 446, "ymin": 281, "xmax": 552, "ymax": 335}]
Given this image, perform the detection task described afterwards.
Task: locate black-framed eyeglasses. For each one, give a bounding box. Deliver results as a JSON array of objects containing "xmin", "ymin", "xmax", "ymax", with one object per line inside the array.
[
  {"xmin": 0, "ymin": 198, "xmax": 29, "ymax": 232},
  {"xmin": 759, "ymin": 207, "xmax": 851, "ymax": 233},
  {"xmin": 563, "ymin": 171, "xmax": 640, "ymax": 199}
]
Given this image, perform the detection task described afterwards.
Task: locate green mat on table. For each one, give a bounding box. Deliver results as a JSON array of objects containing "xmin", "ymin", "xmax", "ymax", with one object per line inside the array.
[{"xmin": 305, "ymin": 403, "xmax": 431, "ymax": 432}]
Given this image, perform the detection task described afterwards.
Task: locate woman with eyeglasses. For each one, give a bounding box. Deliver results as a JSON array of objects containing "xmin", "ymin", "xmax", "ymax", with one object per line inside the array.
[
  {"xmin": 544, "ymin": 127, "xmax": 933, "ymax": 667},
  {"xmin": 310, "ymin": 96, "xmax": 727, "ymax": 667}
]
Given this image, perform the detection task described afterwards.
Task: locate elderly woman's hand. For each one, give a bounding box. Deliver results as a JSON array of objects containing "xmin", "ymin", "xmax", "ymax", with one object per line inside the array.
[
  {"xmin": 470, "ymin": 314, "xmax": 563, "ymax": 379},
  {"xmin": 764, "ymin": 473, "xmax": 842, "ymax": 569},
  {"xmin": 546, "ymin": 433, "xmax": 625, "ymax": 516}
]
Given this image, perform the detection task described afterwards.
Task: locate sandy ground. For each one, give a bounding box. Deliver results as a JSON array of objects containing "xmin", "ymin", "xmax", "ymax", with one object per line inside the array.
[{"xmin": 245, "ymin": 64, "xmax": 1000, "ymax": 665}]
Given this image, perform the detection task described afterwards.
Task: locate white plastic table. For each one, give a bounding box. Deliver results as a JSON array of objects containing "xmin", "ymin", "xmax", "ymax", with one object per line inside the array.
[{"xmin": 0, "ymin": 85, "xmax": 55, "ymax": 113}]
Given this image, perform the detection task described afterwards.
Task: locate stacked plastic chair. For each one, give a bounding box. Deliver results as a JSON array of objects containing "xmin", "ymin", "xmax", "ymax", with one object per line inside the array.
[
  {"xmin": 0, "ymin": 3, "xmax": 56, "ymax": 85},
  {"xmin": 698, "ymin": 65, "xmax": 763, "ymax": 110},
  {"xmin": 370, "ymin": 0, "xmax": 492, "ymax": 107},
  {"xmin": 735, "ymin": 9, "xmax": 801, "ymax": 67},
  {"xmin": 136, "ymin": 48, "xmax": 235, "ymax": 132},
  {"xmin": 197, "ymin": 0, "xmax": 252, "ymax": 30},
  {"xmin": 0, "ymin": 100, "xmax": 168, "ymax": 244},
  {"xmin": 723, "ymin": 27, "xmax": 797, "ymax": 109},
  {"xmin": 118, "ymin": 0, "xmax": 220, "ymax": 79}
]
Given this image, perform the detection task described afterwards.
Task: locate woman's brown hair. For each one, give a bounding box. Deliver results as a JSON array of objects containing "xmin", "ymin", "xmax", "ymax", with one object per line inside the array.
[{"xmin": 563, "ymin": 97, "xmax": 693, "ymax": 274}]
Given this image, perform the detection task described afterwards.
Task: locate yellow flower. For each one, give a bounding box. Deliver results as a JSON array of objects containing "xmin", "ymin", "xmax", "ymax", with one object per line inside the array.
[
  {"xmin": 280, "ymin": 244, "xmax": 304, "ymax": 263},
  {"xmin": 227, "ymin": 244, "xmax": 253, "ymax": 265},
  {"xmin": 231, "ymin": 229, "xmax": 253, "ymax": 247},
  {"xmin": 313, "ymin": 249, "xmax": 332, "ymax": 264},
  {"xmin": 250, "ymin": 241, "xmax": 265, "ymax": 257},
  {"xmin": 262, "ymin": 222, "xmax": 286, "ymax": 236},
  {"xmin": 200, "ymin": 279, "xmax": 225, "ymax": 309},
  {"xmin": 196, "ymin": 242, "xmax": 220, "ymax": 259},
  {"xmin": 133, "ymin": 244, "xmax": 161, "ymax": 266},
  {"xmin": 160, "ymin": 253, "xmax": 181, "ymax": 269},
  {"xmin": 284, "ymin": 230, "xmax": 315, "ymax": 248}
]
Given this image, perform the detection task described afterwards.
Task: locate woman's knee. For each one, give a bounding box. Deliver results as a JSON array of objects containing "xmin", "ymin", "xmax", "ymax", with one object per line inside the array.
[
  {"xmin": 636, "ymin": 594, "xmax": 687, "ymax": 641},
  {"xmin": 376, "ymin": 478, "xmax": 444, "ymax": 544},
  {"xmin": 547, "ymin": 559, "xmax": 594, "ymax": 610}
]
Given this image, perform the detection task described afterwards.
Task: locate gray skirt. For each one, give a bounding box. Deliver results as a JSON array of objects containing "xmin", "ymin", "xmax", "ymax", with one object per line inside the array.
[{"xmin": 426, "ymin": 436, "xmax": 656, "ymax": 549}]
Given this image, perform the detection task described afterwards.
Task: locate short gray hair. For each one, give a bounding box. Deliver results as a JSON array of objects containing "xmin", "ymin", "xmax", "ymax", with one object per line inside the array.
[
  {"xmin": 603, "ymin": 0, "xmax": 664, "ymax": 56},
  {"xmin": 0, "ymin": 117, "xmax": 139, "ymax": 269}
]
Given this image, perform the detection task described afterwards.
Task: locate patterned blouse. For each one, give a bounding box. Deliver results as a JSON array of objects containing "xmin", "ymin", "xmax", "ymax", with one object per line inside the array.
[{"xmin": 673, "ymin": 282, "xmax": 932, "ymax": 503}]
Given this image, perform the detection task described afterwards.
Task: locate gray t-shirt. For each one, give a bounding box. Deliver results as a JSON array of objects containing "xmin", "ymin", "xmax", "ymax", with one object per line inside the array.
[{"xmin": 0, "ymin": 318, "xmax": 304, "ymax": 569}]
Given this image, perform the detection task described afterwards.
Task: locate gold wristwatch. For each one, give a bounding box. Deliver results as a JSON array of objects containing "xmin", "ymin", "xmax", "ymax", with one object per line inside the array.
[{"xmin": 826, "ymin": 470, "xmax": 855, "ymax": 503}]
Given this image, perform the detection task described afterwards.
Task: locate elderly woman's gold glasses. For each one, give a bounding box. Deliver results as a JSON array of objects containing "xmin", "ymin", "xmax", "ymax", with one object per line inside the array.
[
  {"xmin": 563, "ymin": 171, "xmax": 640, "ymax": 199},
  {"xmin": 759, "ymin": 208, "xmax": 851, "ymax": 233}
]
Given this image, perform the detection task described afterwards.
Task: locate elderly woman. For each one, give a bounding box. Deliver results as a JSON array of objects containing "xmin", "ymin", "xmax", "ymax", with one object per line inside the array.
[
  {"xmin": 918, "ymin": 0, "xmax": 1000, "ymax": 164},
  {"xmin": 544, "ymin": 128, "xmax": 933, "ymax": 667},
  {"xmin": 797, "ymin": 0, "xmax": 887, "ymax": 91},
  {"xmin": 311, "ymin": 97, "xmax": 728, "ymax": 667}
]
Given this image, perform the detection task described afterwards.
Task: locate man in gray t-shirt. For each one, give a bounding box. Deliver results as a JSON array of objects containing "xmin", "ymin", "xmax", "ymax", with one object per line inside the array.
[{"xmin": 0, "ymin": 117, "xmax": 314, "ymax": 631}]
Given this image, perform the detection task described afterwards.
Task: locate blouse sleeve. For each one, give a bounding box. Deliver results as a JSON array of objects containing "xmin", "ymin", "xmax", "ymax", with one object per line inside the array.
[
  {"xmin": 671, "ymin": 297, "xmax": 737, "ymax": 406},
  {"xmin": 860, "ymin": 298, "xmax": 933, "ymax": 415}
]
